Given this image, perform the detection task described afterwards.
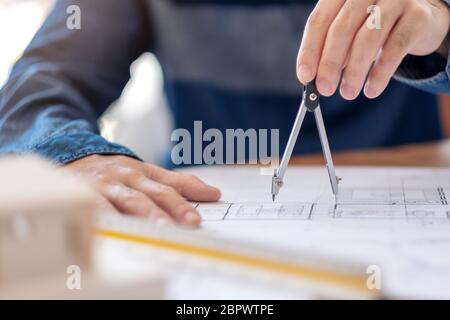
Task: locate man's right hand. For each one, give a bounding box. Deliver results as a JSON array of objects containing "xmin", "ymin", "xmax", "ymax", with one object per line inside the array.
[{"xmin": 64, "ymin": 155, "xmax": 221, "ymax": 227}]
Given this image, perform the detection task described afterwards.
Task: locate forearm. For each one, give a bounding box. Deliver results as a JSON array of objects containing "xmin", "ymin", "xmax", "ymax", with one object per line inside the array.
[
  {"xmin": 0, "ymin": 0, "xmax": 150, "ymax": 164},
  {"xmin": 0, "ymin": 61, "xmax": 138, "ymax": 164}
]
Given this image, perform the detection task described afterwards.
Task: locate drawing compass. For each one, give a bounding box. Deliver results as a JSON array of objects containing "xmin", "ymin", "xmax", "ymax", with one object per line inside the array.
[{"xmin": 271, "ymin": 80, "xmax": 340, "ymax": 201}]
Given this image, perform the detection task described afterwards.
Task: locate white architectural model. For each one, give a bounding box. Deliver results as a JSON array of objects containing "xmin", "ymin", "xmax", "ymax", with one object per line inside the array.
[{"xmin": 0, "ymin": 156, "xmax": 163, "ymax": 299}]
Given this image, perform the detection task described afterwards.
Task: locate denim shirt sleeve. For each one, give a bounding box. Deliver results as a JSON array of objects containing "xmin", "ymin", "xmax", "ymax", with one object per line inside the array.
[
  {"xmin": 394, "ymin": 0, "xmax": 450, "ymax": 94},
  {"xmin": 0, "ymin": 0, "xmax": 150, "ymax": 165}
]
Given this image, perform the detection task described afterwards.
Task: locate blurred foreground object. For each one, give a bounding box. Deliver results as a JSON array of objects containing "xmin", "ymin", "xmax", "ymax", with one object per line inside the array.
[
  {"xmin": 0, "ymin": 156, "xmax": 163, "ymax": 299},
  {"xmin": 96, "ymin": 213, "xmax": 379, "ymax": 299}
]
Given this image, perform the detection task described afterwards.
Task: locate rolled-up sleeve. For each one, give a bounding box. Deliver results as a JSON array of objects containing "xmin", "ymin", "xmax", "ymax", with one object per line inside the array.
[
  {"xmin": 394, "ymin": 0, "xmax": 450, "ymax": 95},
  {"xmin": 0, "ymin": 0, "xmax": 150, "ymax": 164}
]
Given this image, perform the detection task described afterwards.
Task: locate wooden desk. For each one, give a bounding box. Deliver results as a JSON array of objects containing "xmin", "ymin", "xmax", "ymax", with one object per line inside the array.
[{"xmin": 292, "ymin": 140, "xmax": 450, "ymax": 167}]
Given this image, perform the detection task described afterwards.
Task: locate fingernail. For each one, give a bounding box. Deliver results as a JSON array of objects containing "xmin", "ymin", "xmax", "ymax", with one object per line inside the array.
[
  {"xmin": 184, "ymin": 211, "xmax": 201, "ymax": 225},
  {"xmin": 298, "ymin": 64, "xmax": 312, "ymax": 80},
  {"xmin": 364, "ymin": 82, "xmax": 378, "ymax": 99},
  {"xmin": 340, "ymin": 82, "xmax": 356, "ymax": 100},
  {"xmin": 316, "ymin": 78, "xmax": 332, "ymax": 96}
]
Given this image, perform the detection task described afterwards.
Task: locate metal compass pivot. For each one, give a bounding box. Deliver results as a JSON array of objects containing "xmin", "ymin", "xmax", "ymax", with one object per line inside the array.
[{"xmin": 271, "ymin": 80, "xmax": 340, "ymax": 201}]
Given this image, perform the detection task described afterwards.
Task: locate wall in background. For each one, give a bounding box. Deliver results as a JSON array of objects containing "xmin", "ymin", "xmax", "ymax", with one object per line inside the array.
[{"xmin": 0, "ymin": 0, "xmax": 53, "ymax": 86}]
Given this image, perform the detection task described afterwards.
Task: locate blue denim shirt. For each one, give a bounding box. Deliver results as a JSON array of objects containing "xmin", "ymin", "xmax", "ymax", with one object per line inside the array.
[{"xmin": 1, "ymin": 0, "xmax": 450, "ymax": 166}]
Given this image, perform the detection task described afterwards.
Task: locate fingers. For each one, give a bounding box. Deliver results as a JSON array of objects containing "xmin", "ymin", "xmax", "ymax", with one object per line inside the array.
[
  {"xmin": 146, "ymin": 164, "xmax": 221, "ymax": 202},
  {"xmin": 298, "ymin": 0, "xmax": 435, "ymax": 100},
  {"xmin": 113, "ymin": 166, "xmax": 204, "ymax": 226},
  {"xmin": 316, "ymin": 0, "xmax": 376, "ymax": 96},
  {"xmin": 64, "ymin": 155, "xmax": 220, "ymax": 227},
  {"xmin": 297, "ymin": 0, "xmax": 346, "ymax": 84},
  {"xmin": 101, "ymin": 182, "xmax": 173, "ymax": 224},
  {"xmin": 364, "ymin": 11, "xmax": 423, "ymax": 99},
  {"xmin": 124, "ymin": 172, "xmax": 202, "ymax": 226},
  {"xmin": 94, "ymin": 195, "xmax": 120, "ymax": 214},
  {"xmin": 341, "ymin": 0, "xmax": 404, "ymax": 100}
]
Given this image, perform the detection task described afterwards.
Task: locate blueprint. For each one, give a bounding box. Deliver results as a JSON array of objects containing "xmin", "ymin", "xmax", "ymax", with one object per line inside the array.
[
  {"xmin": 94, "ymin": 166, "xmax": 450, "ymax": 299},
  {"xmin": 181, "ymin": 166, "xmax": 450, "ymax": 299}
]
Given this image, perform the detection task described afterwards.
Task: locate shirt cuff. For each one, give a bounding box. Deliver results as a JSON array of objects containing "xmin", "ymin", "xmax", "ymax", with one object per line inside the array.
[
  {"xmin": 30, "ymin": 132, "xmax": 141, "ymax": 165},
  {"xmin": 393, "ymin": 1, "xmax": 450, "ymax": 94},
  {"xmin": 394, "ymin": 52, "xmax": 450, "ymax": 94}
]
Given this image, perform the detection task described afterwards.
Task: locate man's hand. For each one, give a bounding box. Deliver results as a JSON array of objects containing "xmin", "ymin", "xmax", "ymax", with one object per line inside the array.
[
  {"xmin": 297, "ymin": 0, "xmax": 450, "ymax": 100},
  {"xmin": 64, "ymin": 155, "xmax": 221, "ymax": 227}
]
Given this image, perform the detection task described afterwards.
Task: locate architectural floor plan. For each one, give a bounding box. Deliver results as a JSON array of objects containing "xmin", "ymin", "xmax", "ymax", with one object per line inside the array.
[
  {"xmin": 181, "ymin": 166, "xmax": 450, "ymax": 298},
  {"xmin": 188, "ymin": 166, "xmax": 450, "ymax": 222},
  {"xmin": 95, "ymin": 166, "xmax": 450, "ymax": 299}
]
